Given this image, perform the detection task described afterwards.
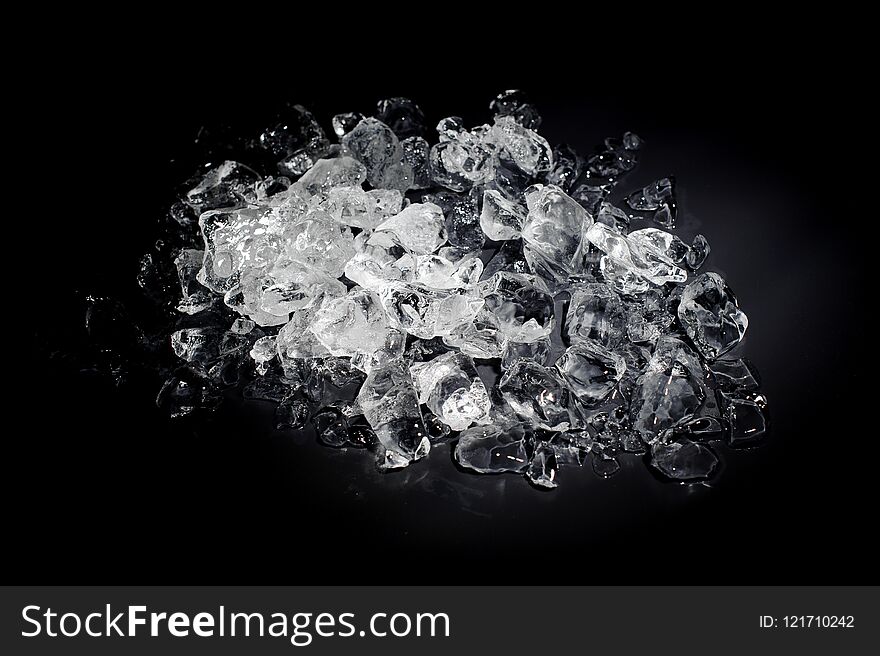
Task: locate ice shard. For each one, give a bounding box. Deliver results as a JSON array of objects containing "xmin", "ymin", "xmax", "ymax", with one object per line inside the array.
[
  {"xmin": 454, "ymin": 423, "xmax": 530, "ymax": 474},
  {"xmin": 625, "ymin": 177, "xmax": 677, "ymax": 227},
  {"xmin": 356, "ymin": 361, "xmax": 430, "ymax": 469},
  {"xmin": 429, "ymin": 117, "xmax": 496, "ymax": 192},
  {"xmin": 650, "ymin": 439, "xmax": 718, "ymax": 481},
  {"xmin": 498, "ymin": 361, "xmax": 580, "ymax": 431},
  {"xmin": 478, "ymin": 272, "xmax": 554, "ymax": 343},
  {"xmin": 565, "ymin": 282, "xmax": 627, "ymax": 348},
  {"xmin": 585, "ymin": 222, "xmax": 687, "ymax": 294},
  {"xmin": 374, "ymin": 203, "xmax": 447, "ymax": 255},
  {"xmin": 521, "ymin": 184, "xmax": 592, "ymax": 284},
  {"xmin": 526, "ymin": 442, "xmax": 559, "ymax": 489},
  {"xmin": 630, "ymin": 337, "xmax": 706, "ymax": 442},
  {"xmin": 341, "ymin": 118, "xmax": 401, "ymax": 187},
  {"xmin": 308, "ymin": 288, "xmax": 393, "ymax": 360},
  {"xmin": 678, "ymin": 272, "xmax": 749, "ymax": 360},
  {"xmin": 411, "ymin": 351, "xmax": 491, "ymax": 430},
  {"xmin": 555, "ymin": 340, "xmax": 626, "ymax": 404},
  {"xmin": 490, "ymin": 116, "xmax": 553, "ymax": 176}
]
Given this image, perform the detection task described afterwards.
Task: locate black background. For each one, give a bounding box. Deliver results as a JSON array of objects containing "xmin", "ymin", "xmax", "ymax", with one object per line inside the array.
[{"xmin": 16, "ymin": 23, "xmax": 872, "ymax": 584}]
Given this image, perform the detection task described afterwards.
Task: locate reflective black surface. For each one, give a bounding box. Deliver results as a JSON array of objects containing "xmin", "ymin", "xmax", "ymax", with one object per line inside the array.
[{"xmin": 21, "ymin": 39, "xmax": 870, "ymax": 583}]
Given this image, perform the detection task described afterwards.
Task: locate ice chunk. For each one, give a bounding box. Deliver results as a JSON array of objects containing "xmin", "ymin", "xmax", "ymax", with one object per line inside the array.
[
  {"xmin": 526, "ymin": 442, "xmax": 559, "ymax": 488},
  {"xmin": 630, "ymin": 337, "xmax": 706, "ymax": 441},
  {"xmin": 197, "ymin": 207, "xmax": 273, "ymax": 295},
  {"xmin": 480, "ymin": 189, "xmax": 527, "ymax": 241},
  {"xmin": 711, "ymin": 358, "xmax": 761, "ymax": 393},
  {"xmin": 306, "ymin": 357, "xmax": 366, "ymax": 406},
  {"xmin": 184, "ymin": 161, "xmax": 260, "ymax": 213},
  {"xmin": 625, "ymin": 177, "xmax": 674, "ymax": 210},
  {"xmin": 625, "ymin": 177, "xmax": 677, "ymax": 227},
  {"xmin": 429, "ymin": 117, "xmax": 497, "ymax": 191},
  {"xmin": 224, "ymin": 291, "xmax": 285, "ymax": 328},
  {"xmin": 276, "ymin": 307, "xmax": 330, "ymax": 365},
  {"xmin": 296, "ymin": 156, "xmax": 367, "ymax": 197},
  {"xmin": 650, "ymin": 439, "xmax": 718, "ymax": 481},
  {"xmin": 723, "ymin": 394, "xmax": 768, "ymax": 446},
  {"xmin": 623, "ymin": 288, "xmax": 677, "ymax": 346},
  {"xmin": 424, "ymin": 190, "xmax": 484, "ymax": 251},
  {"xmin": 256, "ymin": 261, "xmax": 346, "ymax": 317},
  {"xmin": 548, "ymin": 433, "xmax": 590, "ymax": 466},
  {"xmin": 555, "ymin": 340, "xmax": 626, "ymax": 404},
  {"xmin": 479, "ymin": 272, "xmax": 554, "ymax": 343},
  {"xmin": 521, "ymin": 184, "xmax": 592, "ymax": 284},
  {"xmin": 490, "ymin": 116, "xmax": 553, "ymax": 175},
  {"xmin": 276, "ymin": 388, "xmax": 312, "ymax": 430},
  {"xmin": 592, "ymin": 452, "xmax": 621, "ymax": 478},
  {"xmin": 249, "ymin": 336, "xmax": 277, "ymax": 375},
  {"xmin": 356, "ymin": 362, "xmax": 430, "ymax": 468},
  {"xmin": 378, "ymin": 282, "xmax": 483, "ymax": 339},
  {"xmin": 486, "ymin": 157, "xmax": 533, "ymax": 201},
  {"xmin": 623, "ymin": 132, "xmax": 643, "ymax": 150},
  {"xmin": 501, "ymin": 336, "xmax": 551, "ymax": 370},
  {"xmin": 454, "ymin": 423, "xmax": 530, "ymax": 474},
  {"xmin": 585, "ymin": 222, "xmax": 687, "ymax": 294},
  {"xmin": 309, "ymin": 288, "xmax": 393, "ymax": 360},
  {"xmin": 242, "ymin": 375, "xmax": 293, "ymax": 403},
  {"xmin": 367, "ymin": 189, "xmax": 406, "ymax": 220},
  {"xmin": 341, "ymin": 118, "xmax": 401, "ymax": 187},
  {"xmin": 312, "ymin": 408, "xmax": 350, "ymax": 446},
  {"xmin": 379, "ymin": 158, "xmax": 419, "ymax": 193},
  {"xmin": 687, "ymin": 234, "xmax": 710, "ymax": 270},
  {"xmin": 171, "ymin": 327, "xmax": 221, "ymax": 364},
  {"xmin": 628, "ymin": 228, "xmax": 689, "ymax": 264},
  {"xmin": 156, "ymin": 366, "xmax": 222, "ymax": 418},
  {"xmin": 174, "ymin": 249, "xmax": 213, "ymax": 315},
  {"xmin": 570, "ymin": 182, "xmax": 612, "ymax": 215},
  {"xmin": 442, "ymin": 309, "xmax": 505, "ymax": 359},
  {"xmin": 411, "ymin": 352, "xmax": 491, "ymax": 430},
  {"xmin": 678, "ymin": 272, "xmax": 749, "ymax": 360},
  {"xmin": 645, "ymin": 336, "xmax": 705, "ymax": 379},
  {"xmin": 626, "ymin": 313, "xmax": 662, "ymax": 345},
  {"xmin": 278, "ymin": 212, "xmax": 355, "ymax": 278},
  {"xmin": 344, "ymin": 230, "xmax": 407, "ymax": 291},
  {"xmin": 137, "ymin": 251, "xmax": 180, "ymax": 309},
  {"xmin": 499, "ymin": 360, "xmax": 580, "ymax": 431},
  {"xmin": 251, "ymin": 176, "xmax": 292, "ymax": 202},
  {"xmin": 595, "ymin": 202, "xmax": 630, "ymax": 232},
  {"xmin": 565, "ymin": 282, "xmax": 627, "ymax": 348},
  {"xmin": 278, "ymin": 145, "xmax": 331, "ymax": 178},
  {"xmin": 441, "ymin": 190, "xmax": 484, "ymax": 251},
  {"xmin": 230, "ymin": 317, "xmax": 255, "ymax": 335},
  {"xmin": 422, "ymin": 290, "xmax": 486, "ymax": 338},
  {"xmin": 585, "ymin": 135, "xmax": 639, "ymax": 181},
  {"xmin": 350, "ymin": 327, "xmax": 406, "ymax": 374},
  {"xmin": 320, "ymin": 186, "xmax": 400, "ymax": 230},
  {"xmin": 374, "ymin": 202, "xmax": 447, "ymax": 255},
  {"xmin": 409, "ymin": 252, "xmax": 482, "ymax": 290}
]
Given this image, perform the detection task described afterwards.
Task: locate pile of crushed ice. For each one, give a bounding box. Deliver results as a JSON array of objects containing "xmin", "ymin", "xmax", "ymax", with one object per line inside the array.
[{"xmin": 150, "ymin": 91, "xmax": 768, "ymax": 488}]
